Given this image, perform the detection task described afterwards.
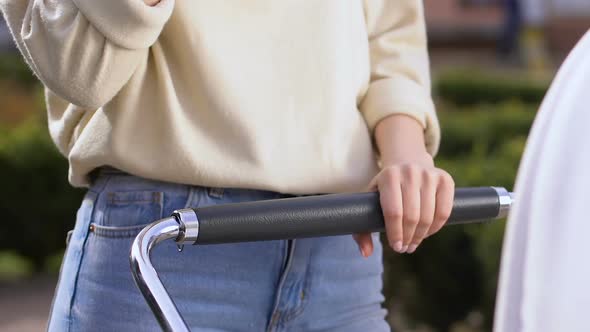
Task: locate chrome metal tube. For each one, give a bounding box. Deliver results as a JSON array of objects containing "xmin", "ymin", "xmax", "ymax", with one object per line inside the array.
[{"xmin": 130, "ymin": 217, "xmax": 189, "ymax": 332}]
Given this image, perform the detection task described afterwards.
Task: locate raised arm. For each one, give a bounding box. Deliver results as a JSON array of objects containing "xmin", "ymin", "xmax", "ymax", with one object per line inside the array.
[{"xmin": 0, "ymin": 0, "xmax": 174, "ymax": 109}]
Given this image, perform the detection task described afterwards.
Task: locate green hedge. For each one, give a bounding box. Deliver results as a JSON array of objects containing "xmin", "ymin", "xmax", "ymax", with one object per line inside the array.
[
  {"xmin": 437, "ymin": 102, "xmax": 535, "ymax": 159},
  {"xmin": 0, "ymin": 54, "xmax": 39, "ymax": 89},
  {"xmin": 435, "ymin": 70, "xmax": 549, "ymax": 106},
  {"xmin": 0, "ymin": 119, "xmax": 84, "ymax": 271}
]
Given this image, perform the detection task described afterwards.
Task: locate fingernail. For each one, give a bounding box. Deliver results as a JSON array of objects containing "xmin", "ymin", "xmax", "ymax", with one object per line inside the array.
[
  {"xmin": 401, "ymin": 245, "xmax": 409, "ymax": 253},
  {"xmin": 393, "ymin": 241, "xmax": 403, "ymax": 253},
  {"xmin": 407, "ymin": 244, "xmax": 418, "ymax": 254}
]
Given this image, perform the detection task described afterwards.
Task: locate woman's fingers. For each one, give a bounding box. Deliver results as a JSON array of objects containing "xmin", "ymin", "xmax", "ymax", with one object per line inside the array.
[
  {"xmin": 353, "ymin": 233, "xmax": 374, "ymax": 257},
  {"xmin": 427, "ymin": 171, "xmax": 455, "ymax": 238},
  {"xmin": 407, "ymin": 171, "xmax": 437, "ymax": 253},
  {"xmin": 400, "ymin": 166, "xmax": 421, "ymax": 252},
  {"xmin": 379, "ymin": 168, "xmax": 404, "ymax": 253}
]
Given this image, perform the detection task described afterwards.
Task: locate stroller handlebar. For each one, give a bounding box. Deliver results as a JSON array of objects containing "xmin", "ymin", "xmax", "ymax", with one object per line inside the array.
[{"xmin": 174, "ymin": 186, "xmax": 512, "ymax": 245}]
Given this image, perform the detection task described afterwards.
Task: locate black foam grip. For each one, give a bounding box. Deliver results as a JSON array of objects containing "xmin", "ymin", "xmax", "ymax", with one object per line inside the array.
[{"xmin": 192, "ymin": 187, "xmax": 500, "ymax": 244}]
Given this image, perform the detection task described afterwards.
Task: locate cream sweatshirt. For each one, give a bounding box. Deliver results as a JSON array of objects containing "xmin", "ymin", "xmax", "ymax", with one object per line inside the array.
[{"xmin": 0, "ymin": 0, "xmax": 440, "ymax": 194}]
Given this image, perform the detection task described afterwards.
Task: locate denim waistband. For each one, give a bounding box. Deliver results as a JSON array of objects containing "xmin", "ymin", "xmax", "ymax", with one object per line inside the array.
[{"xmin": 88, "ymin": 166, "xmax": 292, "ymax": 200}]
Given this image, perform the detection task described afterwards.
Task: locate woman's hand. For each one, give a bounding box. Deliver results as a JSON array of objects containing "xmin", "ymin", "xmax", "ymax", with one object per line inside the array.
[
  {"xmin": 354, "ymin": 161, "xmax": 454, "ymax": 256},
  {"xmin": 143, "ymin": 0, "xmax": 161, "ymax": 6},
  {"xmin": 354, "ymin": 115, "xmax": 454, "ymax": 256}
]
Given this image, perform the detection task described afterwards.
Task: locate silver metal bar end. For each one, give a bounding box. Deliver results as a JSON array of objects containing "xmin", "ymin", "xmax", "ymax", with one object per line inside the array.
[
  {"xmin": 173, "ymin": 209, "xmax": 200, "ymax": 244},
  {"xmin": 492, "ymin": 187, "xmax": 514, "ymax": 219}
]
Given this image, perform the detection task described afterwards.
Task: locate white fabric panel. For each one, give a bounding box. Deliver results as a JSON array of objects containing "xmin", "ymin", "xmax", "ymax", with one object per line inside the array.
[{"xmin": 494, "ymin": 30, "xmax": 590, "ymax": 332}]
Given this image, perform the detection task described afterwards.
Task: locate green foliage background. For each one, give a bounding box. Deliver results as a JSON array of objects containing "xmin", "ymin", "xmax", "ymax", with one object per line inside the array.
[{"xmin": 0, "ymin": 55, "xmax": 546, "ymax": 331}]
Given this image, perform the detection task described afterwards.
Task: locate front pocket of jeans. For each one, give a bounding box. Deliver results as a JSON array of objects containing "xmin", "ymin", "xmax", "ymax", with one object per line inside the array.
[
  {"xmin": 92, "ymin": 190, "xmax": 164, "ymax": 238},
  {"xmin": 90, "ymin": 223, "xmax": 156, "ymax": 238}
]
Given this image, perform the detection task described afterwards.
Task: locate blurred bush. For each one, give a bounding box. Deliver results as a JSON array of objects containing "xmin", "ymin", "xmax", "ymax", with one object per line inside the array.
[
  {"xmin": 0, "ymin": 53, "xmax": 83, "ymax": 273},
  {"xmin": 0, "ymin": 250, "xmax": 34, "ymax": 281},
  {"xmin": 0, "ymin": 118, "xmax": 84, "ymax": 271},
  {"xmin": 0, "ymin": 54, "xmax": 38, "ymax": 88},
  {"xmin": 435, "ymin": 69, "xmax": 550, "ymax": 106}
]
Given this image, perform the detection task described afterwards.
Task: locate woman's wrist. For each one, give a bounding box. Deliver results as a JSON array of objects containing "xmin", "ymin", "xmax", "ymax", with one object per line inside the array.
[{"xmin": 375, "ymin": 114, "xmax": 433, "ymax": 167}]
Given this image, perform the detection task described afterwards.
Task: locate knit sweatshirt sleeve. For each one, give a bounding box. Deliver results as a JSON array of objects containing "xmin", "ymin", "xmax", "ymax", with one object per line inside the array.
[
  {"xmin": 0, "ymin": 0, "xmax": 174, "ymax": 109},
  {"xmin": 360, "ymin": 0, "xmax": 440, "ymax": 156}
]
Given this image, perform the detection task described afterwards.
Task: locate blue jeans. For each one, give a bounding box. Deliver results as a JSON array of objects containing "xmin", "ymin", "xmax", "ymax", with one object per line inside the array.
[{"xmin": 47, "ymin": 170, "xmax": 389, "ymax": 331}]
